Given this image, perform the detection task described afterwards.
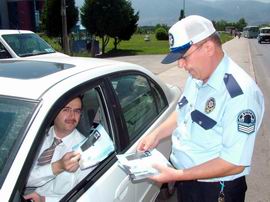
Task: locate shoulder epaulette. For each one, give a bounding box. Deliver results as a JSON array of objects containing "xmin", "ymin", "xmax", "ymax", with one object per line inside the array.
[{"xmin": 223, "ymin": 73, "xmax": 243, "ymax": 98}]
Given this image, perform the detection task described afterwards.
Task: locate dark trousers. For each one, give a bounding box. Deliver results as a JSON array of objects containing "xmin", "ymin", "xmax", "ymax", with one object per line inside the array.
[{"xmin": 176, "ymin": 176, "xmax": 247, "ymax": 202}]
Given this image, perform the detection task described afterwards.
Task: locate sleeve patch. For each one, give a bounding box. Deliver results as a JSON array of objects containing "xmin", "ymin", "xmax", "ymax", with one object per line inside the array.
[{"xmin": 237, "ymin": 109, "xmax": 256, "ymax": 134}]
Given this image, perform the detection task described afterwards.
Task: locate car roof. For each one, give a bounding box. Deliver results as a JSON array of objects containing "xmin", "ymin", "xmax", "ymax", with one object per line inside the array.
[
  {"xmin": 0, "ymin": 30, "xmax": 34, "ymax": 35},
  {"xmin": 0, "ymin": 57, "xmax": 157, "ymax": 100}
]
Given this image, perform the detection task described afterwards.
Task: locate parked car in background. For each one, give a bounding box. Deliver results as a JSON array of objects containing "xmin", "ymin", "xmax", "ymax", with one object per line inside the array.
[
  {"xmin": 0, "ymin": 30, "xmax": 68, "ymax": 59},
  {"xmin": 0, "ymin": 57, "xmax": 180, "ymax": 201},
  {"xmin": 257, "ymin": 27, "xmax": 270, "ymax": 44}
]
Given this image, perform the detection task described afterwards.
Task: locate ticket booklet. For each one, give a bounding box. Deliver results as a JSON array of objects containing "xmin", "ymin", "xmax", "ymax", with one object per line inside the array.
[{"xmin": 116, "ymin": 149, "xmax": 171, "ymax": 181}]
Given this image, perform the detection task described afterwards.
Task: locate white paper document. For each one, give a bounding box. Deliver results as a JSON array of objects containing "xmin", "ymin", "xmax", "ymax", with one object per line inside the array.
[
  {"xmin": 73, "ymin": 124, "xmax": 115, "ymax": 170},
  {"xmin": 117, "ymin": 149, "xmax": 171, "ymax": 181}
]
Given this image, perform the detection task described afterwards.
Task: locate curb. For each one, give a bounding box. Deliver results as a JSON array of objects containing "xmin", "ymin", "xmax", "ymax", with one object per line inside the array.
[{"xmin": 247, "ymin": 40, "xmax": 256, "ymax": 81}]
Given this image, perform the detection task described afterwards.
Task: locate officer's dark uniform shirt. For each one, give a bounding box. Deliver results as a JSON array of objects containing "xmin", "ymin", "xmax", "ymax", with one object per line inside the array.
[{"xmin": 170, "ymin": 54, "xmax": 264, "ymax": 182}]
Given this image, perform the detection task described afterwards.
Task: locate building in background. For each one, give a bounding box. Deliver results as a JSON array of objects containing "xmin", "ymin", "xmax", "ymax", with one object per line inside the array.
[{"xmin": 0, "ymin": 0, "xmax": 45, "ymax": 31}]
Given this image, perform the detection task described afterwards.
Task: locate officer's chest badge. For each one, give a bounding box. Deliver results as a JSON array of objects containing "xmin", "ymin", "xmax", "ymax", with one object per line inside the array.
[{"xmin": 205, "ymin": 97, "xmax": 216, "ymax": 114}]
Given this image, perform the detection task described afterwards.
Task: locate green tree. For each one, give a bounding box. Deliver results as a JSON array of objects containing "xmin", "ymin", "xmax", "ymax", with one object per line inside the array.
[
  {"xmin": 155, "ymin": 27, "xmax": 168, "ymax": 40},
  {"xmin": 214, "ymin": 20, "xmax": 228, "ymax": 31},
  {"xmin": 81, "ymin": 0, "xmax": 139, "ymax": 54},
  {"xmin": 42, "ymin": 0, "xmax": 78, "ymax": 37},
  {"xmin": 110, "ymin": 1, "xmax": 139, "ymax": 50},
  {"xmin": 235, "ymin": 18, "xmax": 247, "ymax": 31},
  {"xmin": 155, "ymin": 24, "xmax": 169, "ymax": 32}
]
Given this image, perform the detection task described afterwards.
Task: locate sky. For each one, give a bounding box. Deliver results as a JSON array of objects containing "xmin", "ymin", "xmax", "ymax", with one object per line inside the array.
[{"xmin": 75, "ymin": 0, "xmax": 270, "ymax": 7}]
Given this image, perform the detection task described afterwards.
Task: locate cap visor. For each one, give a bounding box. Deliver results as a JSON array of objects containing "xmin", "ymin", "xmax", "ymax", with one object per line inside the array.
[{"xmin": 161, "ymin": 51, "xmax": 185, "ymax": 64}]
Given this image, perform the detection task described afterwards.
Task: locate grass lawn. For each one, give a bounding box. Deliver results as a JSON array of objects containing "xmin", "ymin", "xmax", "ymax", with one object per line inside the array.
[
  {"xmin": 64, "ymin": 32, "xmax": 233, "ymax": 57},
  {"xmin": 105, "ymin": 34, "xmax": 170, "ymax": 55},
  {"xmin": 100, "ymin": 32, "xmax": 233, "ymax": 57}
]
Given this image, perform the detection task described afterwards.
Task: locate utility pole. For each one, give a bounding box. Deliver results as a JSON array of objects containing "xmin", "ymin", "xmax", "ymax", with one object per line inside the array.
[
  {"xmin": 33, "ymin": 0, "xmax": 39, "ymax": 32},
  {"xmin": 179, "ymin": 0, "xmax": 185, "ymax": 20},
  {"xmin": 61, "ymin": 0, "xmax": 70, "ymax": 54}
]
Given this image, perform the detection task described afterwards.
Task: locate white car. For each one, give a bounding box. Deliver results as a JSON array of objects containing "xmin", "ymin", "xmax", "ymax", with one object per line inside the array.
[
  {"xmin": 257, "ymin": 27, "xmax": 270, "ymax": 44},
  {"xmin": 0, "ymin": 30, "xmax": 68, "ymax": 59},
  {"xmin": 0, "ymin": 57, "xmax": 180, "ymax": 201}
]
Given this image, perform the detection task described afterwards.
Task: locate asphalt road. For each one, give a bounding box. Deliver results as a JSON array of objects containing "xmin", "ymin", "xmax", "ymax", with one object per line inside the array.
[{"xmin": 246, "ymin": 39, "xmax": 270, "ymax": 202}]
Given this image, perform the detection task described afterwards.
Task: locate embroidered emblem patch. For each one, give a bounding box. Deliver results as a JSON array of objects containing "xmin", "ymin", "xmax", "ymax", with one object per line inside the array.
[
  {"xmin": 205, "ymin": 97, "xmax": 216, "ymax": 114},
  {"xmin": 169, "ymin": 33, "xmax": 174, "ymax": 47},
  {"xmin": 237, "ymin": 110, "xmax": 256, "ymax": 134}
]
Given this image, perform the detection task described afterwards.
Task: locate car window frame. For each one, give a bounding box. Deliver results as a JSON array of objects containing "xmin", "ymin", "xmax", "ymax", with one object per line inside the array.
[{"xmin": 61, "ymin": 76, "xmax": 129, "ymax": 201}]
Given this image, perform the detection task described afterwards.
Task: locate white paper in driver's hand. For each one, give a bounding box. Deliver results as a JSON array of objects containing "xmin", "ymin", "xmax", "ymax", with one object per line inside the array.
[{"xmin": 72, "ymin": 124, "xmax": 115, "ymax": 169}]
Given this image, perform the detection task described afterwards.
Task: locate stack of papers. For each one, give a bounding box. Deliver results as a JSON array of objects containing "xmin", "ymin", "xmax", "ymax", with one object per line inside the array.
[{"xmin": 117, "ymin": 149, "xmax": 171, "ymax": 181}]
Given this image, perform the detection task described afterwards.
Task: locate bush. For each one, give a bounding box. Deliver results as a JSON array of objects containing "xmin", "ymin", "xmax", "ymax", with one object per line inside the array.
[
  {"xmin": 155, "ymin": 27, "xmax": 168, "ymax": 40},
  {"xmin": 38, "ymin": 33, "xmax": 63, "ymax": 52}
]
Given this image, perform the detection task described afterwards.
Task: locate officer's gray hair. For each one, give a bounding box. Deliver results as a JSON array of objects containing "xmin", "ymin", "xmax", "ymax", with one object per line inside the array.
[{"xmin": 208, "ymin": 32, "xmax": 222, "ymax": 47}]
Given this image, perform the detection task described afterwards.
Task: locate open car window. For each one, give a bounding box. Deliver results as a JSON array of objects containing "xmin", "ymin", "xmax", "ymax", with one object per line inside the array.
[{"xmin": 23, "ymin": 85, "xmax": 115, "ymax": 201}]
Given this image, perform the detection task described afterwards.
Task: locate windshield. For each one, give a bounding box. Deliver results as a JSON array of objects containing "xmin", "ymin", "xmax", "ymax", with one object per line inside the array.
[
  {"xmin": 2, "ymin": 33, "xmax": 56, "ymax": 57},
  {"xmin": 261, "ymin": 29, "xmax": 270, "ymax": 34},
  {"xmin": 0, "ymin": 96, "xmax": 38, "ymax": 185}
]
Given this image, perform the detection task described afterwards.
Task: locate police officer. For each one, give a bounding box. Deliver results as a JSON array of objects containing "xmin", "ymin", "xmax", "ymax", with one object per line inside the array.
[{"xmin": 137, "ymin": 15, "xmax": 264, "ymax": 202}]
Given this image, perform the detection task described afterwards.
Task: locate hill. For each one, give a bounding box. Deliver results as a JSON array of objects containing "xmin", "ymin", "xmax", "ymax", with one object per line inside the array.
[{"xmin": 130, "ymin": 0, "xmax": 270, "ymax": 26}]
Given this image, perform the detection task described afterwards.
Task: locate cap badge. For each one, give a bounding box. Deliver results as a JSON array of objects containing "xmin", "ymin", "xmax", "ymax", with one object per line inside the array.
[
  {"xmin": 169, "ymin": 33, "xmax": 174, "ymax": 47},
  {"xmin": 205, "ymin": 97, "xmax": 215, "ymax": 114}
]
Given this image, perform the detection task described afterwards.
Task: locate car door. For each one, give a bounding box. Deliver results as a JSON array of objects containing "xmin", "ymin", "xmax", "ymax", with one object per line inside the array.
[
  {"xmin": 14, "ymin": 71, "xmax": 172, "ymax": 202},
  {"xmin": 109, "ymin": 73, "xmax": 170, "ymax": 202},
  {"xmin": 62, "ymin": 71, "xmax": 172, "ymax": 202}
]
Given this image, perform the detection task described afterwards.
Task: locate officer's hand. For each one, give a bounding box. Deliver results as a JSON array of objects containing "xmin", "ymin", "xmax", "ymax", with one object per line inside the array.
[
  {"xmin": 137, "ymin": 132, "xmax": 159, "ymax": 152},
  {"xmin": 52, "ymin": 152, "xmax": 80, "ymax": 175},
  {"xmin": 24, "ymin": 192, "xmax": 45, "ymax": 202},
  {"xmin": 148, "ymin": 163, "xmax": 182, "ymax": 183}
]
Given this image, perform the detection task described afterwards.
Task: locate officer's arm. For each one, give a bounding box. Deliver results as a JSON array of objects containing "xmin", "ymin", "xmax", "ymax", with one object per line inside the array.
[
  {"xmin": 137, "ymin": 111, "xmax": 177, "ymax": 151},
  {"xmin": 178, "ymin": 157, "xmax": 245, "ymax": 181},
  {"xmin": 155, "ymin": 111, "xmax": 178, "ymax": 140},
  {"xmin": 149, "ymin": 157, "xmax": 244, "ymax": 183}
]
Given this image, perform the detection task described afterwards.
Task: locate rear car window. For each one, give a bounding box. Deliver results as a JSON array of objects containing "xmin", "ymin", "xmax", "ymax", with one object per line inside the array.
[{"xmin": 110, "ymin": 74, "xmax": 167, "ymax": 141}]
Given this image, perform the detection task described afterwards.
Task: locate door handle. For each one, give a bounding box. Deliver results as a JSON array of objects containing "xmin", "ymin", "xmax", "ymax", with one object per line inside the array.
[{"xmin": 114, "ymin": 175, "xmax": 130, "ymax": 201}]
